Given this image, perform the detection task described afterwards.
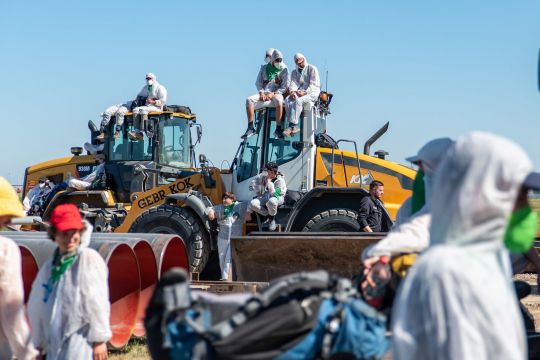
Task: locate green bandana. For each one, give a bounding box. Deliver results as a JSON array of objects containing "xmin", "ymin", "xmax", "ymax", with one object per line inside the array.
[
  {"xmin": 504, "ymin": 206, "xmax": 538, "ymax": 253},
  {"xmin": 50, "ymin": 250, "xmax": 77, "ymax": 284},
  {"xmin": 411, "ymin": 170, "xmax": 425, "ymax": 214},
  {"xmin": 273, "ymin": 187, "xmax": 282, "ymax": 198},
  {"xmin": 265, "ymin": 64, "xmax": 280, "ymax": 82},
  {"xmin": 224, "ymin": 202, "xmax": 237, "ymax": 218}
]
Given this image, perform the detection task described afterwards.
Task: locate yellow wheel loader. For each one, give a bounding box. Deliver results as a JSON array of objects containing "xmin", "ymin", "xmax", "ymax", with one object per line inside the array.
[{"xmin": 23, "ymin": 98, "xmax": 415, "ymax": 277}]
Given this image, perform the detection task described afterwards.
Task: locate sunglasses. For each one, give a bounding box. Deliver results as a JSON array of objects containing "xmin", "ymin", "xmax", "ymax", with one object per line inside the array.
[
  {"xmin": 146, "ymin": 77, "xmax": 152, "ymax": 80},
  {"xmin": 274, "ymin": 59, "xmax": 282, "ymax": 63}
]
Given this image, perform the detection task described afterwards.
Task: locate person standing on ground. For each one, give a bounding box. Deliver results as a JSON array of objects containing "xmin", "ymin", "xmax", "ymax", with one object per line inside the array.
[
  {"xmin": 243, "ymin": 49, "xmax": 289, "ymax": 139},
  {"xmin": 206, "ymin": 192, "xmax": 248, "ymax": 281},
  {"xmin": 129, "ymin": 72, "xmax": 168, "ymax": 141},
  {"xmin": 0, "ymin": 177, "xmax": 39, "ymax": 360},
  {"xmin": 246, "ymin": 162, "xmax": 287, "ymax": 231},
  {"xmin": 358, "ymin": 180, "xmax": 385, "ymax": 232},
  {"xmin": 28, "ymin": 204, "xmax": 111, "ymax": 360},
  {"xmin": 283, "ymin": 53, "xmax": 320, "ymax": 137}
]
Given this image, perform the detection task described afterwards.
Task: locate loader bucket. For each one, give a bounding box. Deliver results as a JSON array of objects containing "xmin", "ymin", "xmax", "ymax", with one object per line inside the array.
[{"xmin": 231, "ymin": 232, "xmax": 385, "ymax": 282}]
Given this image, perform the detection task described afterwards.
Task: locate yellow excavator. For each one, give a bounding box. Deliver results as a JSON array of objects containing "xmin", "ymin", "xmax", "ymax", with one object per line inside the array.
[{"xmin": 23, "ymin": 98, "xmax": 415, "ymax": 276}]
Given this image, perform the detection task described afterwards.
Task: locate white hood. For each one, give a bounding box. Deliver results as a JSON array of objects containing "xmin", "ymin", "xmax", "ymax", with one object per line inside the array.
[{"xmin": 430, "ymin": 132, "xmax": 532, "ymax": 248}]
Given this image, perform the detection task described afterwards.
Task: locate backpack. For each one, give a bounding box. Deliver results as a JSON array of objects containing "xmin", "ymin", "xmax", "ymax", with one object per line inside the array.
[
  {"xmin": 145, "ymin": 268, "xmax": 389, "ymax": 360},
  {"xmin": 164, "ymin": 105, "xmax": 192, "ymax": 115}
]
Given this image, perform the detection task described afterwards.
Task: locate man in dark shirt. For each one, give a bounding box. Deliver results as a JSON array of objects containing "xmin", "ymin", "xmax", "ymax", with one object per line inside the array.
[{"xmin": 358, "ymin": 180, "xmax": 385, "ymax": 232}]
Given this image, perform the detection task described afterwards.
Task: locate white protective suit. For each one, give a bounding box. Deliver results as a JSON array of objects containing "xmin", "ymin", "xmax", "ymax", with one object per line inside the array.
[
  {"xmin": 285, "ymin": 53, "xmax": 320, "ymax": 126},
  {"xmin": 391, "ymin": 132, "xmax": 529, "ymax": 360},
  {"xmin": 248, "ymin": 173, "xmax": 287, "ymax": 217},
  {"xmin": 246, "ymin": 49, "xmax": 290, "ymax": 111},
  {"xmin": 0, "ymin": 236, "xmax": 38, "ymax": 360},
  {"xmin": 132, "ymin": 78, "xmax": 168, "ymax": 115},
  {"xmin": 362, "ymin": 138, "xmax": 453, "ymax": 259},
  {"xmin": 100, "ymin": 101, "xmax": 133, "ymax": 129},
  {"xmin": 23, "ymin": 180, "xmax": 54, "ymax": 213},
  {"xmin": 28, "ymin": 222, "xmax": 112, "ymax": 359},
  {"xmin": 68, "ymin": 162, "xmax": 106, "ymax": 190},
  {"xmin": 207, "ymin": 202, "xmax": 249, "ymax": 280}
]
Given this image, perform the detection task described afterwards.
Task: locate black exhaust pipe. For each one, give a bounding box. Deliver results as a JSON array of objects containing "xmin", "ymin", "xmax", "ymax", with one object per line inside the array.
[{"xmin": 363, "ymin": 122, "xmax": 389, "ymax": 155}]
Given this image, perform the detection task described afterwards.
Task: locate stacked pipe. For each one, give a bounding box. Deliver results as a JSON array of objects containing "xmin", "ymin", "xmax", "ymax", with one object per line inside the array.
[{"xmin": 3, "ymin": 231, "xmax": 189, "ymax": 349}]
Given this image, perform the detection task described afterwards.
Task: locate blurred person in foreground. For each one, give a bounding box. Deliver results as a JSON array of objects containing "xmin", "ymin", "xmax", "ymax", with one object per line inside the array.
[
  {"xmin": 28, "ymin": 204, "xmax": 111, "ymax": 360},
  {"xmin": 391, "ymin": 132, "xmax": 540, "ymax": 360},
  {"xmin": 361, "ymin": 138, "xmax": 454, "ymax": 263},
  {"xmin": 362, "ymin": 137, "xmax": 540, "ymax": 292},
  {"xmin": 0, "ymin": 176, "xmax": 38, "ymax": 359}
]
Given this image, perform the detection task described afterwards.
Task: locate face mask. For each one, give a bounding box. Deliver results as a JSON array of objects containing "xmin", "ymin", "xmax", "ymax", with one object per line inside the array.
[
  {"xmin": 147, "ymin": 79, "xmax": 154, "ymax": 86},
  {"xmin": 273, "ymin": 62, "xmax": 284, "ymax": 70},
  {"xmin": 411, "ymin": 170, "xmax": 425, "ymax": 214},
  {"xmin": 504, "ymin": 206, "xmax": 538, "ymax": 253}
]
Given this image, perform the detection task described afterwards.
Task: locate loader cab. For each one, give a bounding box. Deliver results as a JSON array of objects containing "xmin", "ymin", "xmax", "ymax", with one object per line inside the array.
[
  {"xmin": 102, "ymin": 112, "xmax": 197, "ymax": 202},
  {"xmin": 231, "ymin": 103, "xmax": 325, "ymax": 201},
  {"xmin": 104, "ymin": 113, "xmax": 194, "ymax": 167}
]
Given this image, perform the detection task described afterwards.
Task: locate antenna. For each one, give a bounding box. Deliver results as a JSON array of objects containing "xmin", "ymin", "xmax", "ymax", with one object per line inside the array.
[{"xmin": 325, "ymin": 70, "xmax": 329, "ymax": 92}]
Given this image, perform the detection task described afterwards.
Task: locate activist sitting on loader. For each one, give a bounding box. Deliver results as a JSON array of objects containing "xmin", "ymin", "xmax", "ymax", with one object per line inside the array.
[
  {"xmin": 246, "ymin": 162, "xmax": 286, "ymax": 231},
  {"xmin": 284, "ymin": 53, "xmax": 320, "ymax": 137},
  {"xmin": 243, "ymin": 49, "xmax": 289, "ymax": 139},
  {"xmin": 129, "ymin": 72, "xmax": 168, "ymax": 141}
]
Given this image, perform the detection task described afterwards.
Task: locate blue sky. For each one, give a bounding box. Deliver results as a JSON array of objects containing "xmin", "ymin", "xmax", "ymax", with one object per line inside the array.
[{"xmin": 1, "ymin": 0, "xmax": 539, "ymax": 185}]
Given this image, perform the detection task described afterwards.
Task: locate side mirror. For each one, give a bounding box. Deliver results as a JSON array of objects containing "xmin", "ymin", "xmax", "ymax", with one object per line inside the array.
[
  {"xmin": 199, "ymin": 153, "xmax": 207, "ymax": 164},
  {"xmin": 197, "ymin": 126, "xmax": 202, "ymax": 143}
]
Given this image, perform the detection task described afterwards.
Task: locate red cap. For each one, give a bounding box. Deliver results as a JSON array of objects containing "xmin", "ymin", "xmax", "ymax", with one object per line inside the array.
[{"xmin": 50, "ymin": 204, "xmax": 84, "ymax": 232}]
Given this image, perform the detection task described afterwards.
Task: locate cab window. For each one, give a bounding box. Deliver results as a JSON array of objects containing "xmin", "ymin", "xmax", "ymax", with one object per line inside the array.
[
  {"xmin": 107, "ymin": 115, "xmax": 152, "ymax": 161},
  {"xmin": 237, "ymin": 111, "xmax": 264, "ymax": 182}
]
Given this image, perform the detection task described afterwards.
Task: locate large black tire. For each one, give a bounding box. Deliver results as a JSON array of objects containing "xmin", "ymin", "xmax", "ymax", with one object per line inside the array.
[
  {"xmin": 302, "ymin": 208, "xmax": 360, "ymax": 232},
  {"xmin": 130, "ymin": 204, "xmax": 210, "ymax": 273}
]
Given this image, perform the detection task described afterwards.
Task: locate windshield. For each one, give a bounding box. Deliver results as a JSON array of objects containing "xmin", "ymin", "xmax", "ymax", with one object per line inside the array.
[
  {"xmin": 106, "ymin": 114, "xmax": 191, "ymax": 166},
  {"xmin": 158, "ymin": 116, "xmax": 191, "ymax": 168}
]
